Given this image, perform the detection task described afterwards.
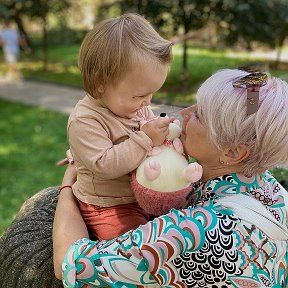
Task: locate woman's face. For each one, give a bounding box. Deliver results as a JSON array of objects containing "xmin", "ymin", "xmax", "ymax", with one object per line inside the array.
[{"xmin": 180, "ymin": 105, "xmax": 221, "ymax": 165}]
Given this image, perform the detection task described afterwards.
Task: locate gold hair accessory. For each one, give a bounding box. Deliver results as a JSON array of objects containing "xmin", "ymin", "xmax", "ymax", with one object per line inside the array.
[{"xmin": 233, "ymin": 72, "xmax": 268, "ymax": 116}]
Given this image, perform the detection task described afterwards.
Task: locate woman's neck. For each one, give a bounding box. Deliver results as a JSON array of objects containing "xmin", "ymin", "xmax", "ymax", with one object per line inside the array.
[{"xmin": 201, "ymin": 164, "xmax": 243, "ymax": 183}]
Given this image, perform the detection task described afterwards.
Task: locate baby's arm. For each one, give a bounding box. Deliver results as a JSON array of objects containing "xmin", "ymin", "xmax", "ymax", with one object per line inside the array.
[{"xmin": 68, "ymin": 117, "xmax": 153, "ymax": 179}]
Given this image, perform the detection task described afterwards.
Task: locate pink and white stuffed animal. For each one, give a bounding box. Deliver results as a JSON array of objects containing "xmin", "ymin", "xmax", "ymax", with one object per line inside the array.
[{"xmin": 131, "ymin": 116, "xmax": 203, "ymax": 216}]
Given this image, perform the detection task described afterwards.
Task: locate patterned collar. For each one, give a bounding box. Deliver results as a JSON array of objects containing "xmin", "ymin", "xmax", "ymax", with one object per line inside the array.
[{"xmin": 186, "ymin": 172, "xmax": 265, "ymax": 206}]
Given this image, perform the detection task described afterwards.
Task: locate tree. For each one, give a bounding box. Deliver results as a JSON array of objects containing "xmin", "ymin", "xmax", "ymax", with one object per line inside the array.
[
  {"xmin": 0, "ymin": 0, "xmax": 34, "ymax": 52},
  {"xmin": 23, "ymin": 0, "xmax": 71, "ymax": 70},
  {"xmin": 211, "ymin": 0, "xmax": 288, "ymax": 65},
  {"xmin": 97, "ymin": 0, "xmax": 212, "ymax": 84},
  {"xmin": 0, "ymin": 0, "xmax": 71, "ymax": 70},
  {"xmin": 170, "ymin": 0, "xmax": 212, "ymax": 83}
]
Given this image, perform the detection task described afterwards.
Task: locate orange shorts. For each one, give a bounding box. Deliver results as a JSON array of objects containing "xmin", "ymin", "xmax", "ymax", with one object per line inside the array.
[{"xmin": 78, "ymin": 200, "xmax": 149, "ymax": 240}]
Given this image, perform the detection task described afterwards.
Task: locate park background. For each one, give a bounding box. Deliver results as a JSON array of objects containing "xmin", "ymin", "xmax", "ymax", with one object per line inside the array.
[{"xmin": 0, "ymin": 0, "xmax": 288, "ymax": 235}]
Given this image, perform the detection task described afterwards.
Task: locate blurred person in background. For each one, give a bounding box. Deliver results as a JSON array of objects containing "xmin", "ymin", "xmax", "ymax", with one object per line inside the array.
[{"xmin": 0, "ymin": 20, "xmax": 27, "ymax": 81}]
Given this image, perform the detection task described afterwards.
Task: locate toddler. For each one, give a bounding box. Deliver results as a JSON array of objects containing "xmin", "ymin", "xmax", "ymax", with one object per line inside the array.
[{"xmin": 67, "ymin": 13, "xmax": 173, "ymax": 240}]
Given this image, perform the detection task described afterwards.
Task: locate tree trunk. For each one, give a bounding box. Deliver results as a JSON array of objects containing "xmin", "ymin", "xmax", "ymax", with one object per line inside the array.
[
  {"xmin": 182, "ymin": 21, "xmax": 190, "ymax": 86},
  {"xmin": 179, "ymin": 0, "xmax": 190, "ymax": 86},
  {"xmin": 13, "ymin": 15, "xmax": 34, "ymax": 53},
  {"xmin": 137, "ymin": 0, "xmax": 143, "ymax": 12},
  {"xmin": 42, "ymin": 16, "xmax": 48, "ymax": 72},
  {"xmin": 275, "ymin": 47, "xmax": 282, "ymax": 69},
  {"xmin": 183, "ymin": 39, "xmax": 188, "ymax": 81},
  {"xmin": 275, "ymin": 37, "xmax": 286, "ymax": 69}
]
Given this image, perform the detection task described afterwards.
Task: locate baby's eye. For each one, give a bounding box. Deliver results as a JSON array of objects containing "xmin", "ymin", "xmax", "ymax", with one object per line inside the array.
[{"xmin": 134, "ymin": 95, "xmax": 147, "ymax": 99}]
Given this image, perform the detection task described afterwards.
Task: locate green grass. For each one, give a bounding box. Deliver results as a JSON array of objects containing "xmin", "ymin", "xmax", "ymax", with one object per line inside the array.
[{"xmin": 0, "ymin": 99, "xmax": 68, "ymax": 235}]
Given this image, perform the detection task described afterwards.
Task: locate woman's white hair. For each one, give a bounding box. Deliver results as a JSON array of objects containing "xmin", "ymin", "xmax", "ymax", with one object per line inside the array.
[{"xmin": 197, "ymin": 69, "xmax": 288, "ymax": 175}]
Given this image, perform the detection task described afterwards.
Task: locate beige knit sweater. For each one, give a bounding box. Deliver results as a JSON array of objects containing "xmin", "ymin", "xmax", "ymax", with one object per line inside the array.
[{"xmin": 68, "ymin": 95, "xmax": 154, "ymax": 207}]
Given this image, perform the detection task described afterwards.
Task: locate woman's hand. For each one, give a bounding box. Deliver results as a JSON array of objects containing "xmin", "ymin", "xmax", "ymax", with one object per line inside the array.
[{"xmin": 61, "ymin": 161, "xmax": 77, "ymax": 187}]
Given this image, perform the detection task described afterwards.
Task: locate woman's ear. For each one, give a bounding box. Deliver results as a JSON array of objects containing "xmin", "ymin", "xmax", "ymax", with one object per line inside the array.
[{"xmin": 220, "ymin": 144, "xmax": 250, "ymax": 165}]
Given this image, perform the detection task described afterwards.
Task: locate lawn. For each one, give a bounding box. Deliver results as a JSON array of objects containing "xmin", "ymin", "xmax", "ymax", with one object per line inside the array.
[{"xmin": 0, "ymin": 99, "xmax": 68, "ymax": 235}]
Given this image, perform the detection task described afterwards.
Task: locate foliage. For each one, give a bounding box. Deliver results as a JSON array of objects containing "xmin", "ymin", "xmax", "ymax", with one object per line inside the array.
[
  {"xmin": 0, "ymin": 0, "xmax": 70, "ymax": 19},
  {"xmin": 96, "ymin": 0, "xmax": 213, "ymax": 80},
  {"xmin": 0, "ymin": 0, "xmax": 72, "ymax": 58},
  {"xmin": 95, "ymin": 0, "xmax": 288, "ymax": 73},
  {"xmin": 212, "ymin": 0, "xmax": 288, "ymax": 50},
  {"xmin": 0, "ymin": 99, "xmax": 67, "ymax": 235},
  {"xmin": 46, "ymin": 28, "xmax": 88, "ymax": 45}
]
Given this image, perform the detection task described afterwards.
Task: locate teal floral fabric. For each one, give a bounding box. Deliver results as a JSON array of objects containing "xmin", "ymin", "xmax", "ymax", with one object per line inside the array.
[{"xmin": 62, "ymin": 172, "xmax": 288, "ymax": 287}]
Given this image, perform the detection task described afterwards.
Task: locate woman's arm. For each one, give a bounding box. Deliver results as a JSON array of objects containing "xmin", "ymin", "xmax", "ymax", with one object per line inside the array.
[
  {"xmin": 61, "ymin": 203, "xmax": 217, "ymax": 287},
  {"xmin": 52, "ymin": 164, "xmax": 89, "ymax": 279}
]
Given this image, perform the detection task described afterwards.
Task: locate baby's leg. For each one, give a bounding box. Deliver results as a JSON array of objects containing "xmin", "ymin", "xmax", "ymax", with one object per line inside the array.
[{"xmin": 78, "ymin": 200, "xmax": 149, "ymax": 240}]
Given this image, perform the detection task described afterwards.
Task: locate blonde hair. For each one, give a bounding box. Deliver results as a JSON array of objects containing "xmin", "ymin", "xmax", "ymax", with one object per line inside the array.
[
  {"xmin": 197, "ymin": 69, "xmax": 288, "ymax": 175},
  {"xmin": 78, "ymin": 13, "xmax": 173, "ymax": 98}
]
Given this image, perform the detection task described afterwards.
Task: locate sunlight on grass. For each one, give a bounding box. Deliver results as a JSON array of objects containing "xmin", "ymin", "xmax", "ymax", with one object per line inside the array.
[
  {"xmin": 0, "ymin": 99, "xmax": 68, "ymax": 235},
  {"xmin": 0, "ymin": 144, "xmax": 19, "ymax": 155}
]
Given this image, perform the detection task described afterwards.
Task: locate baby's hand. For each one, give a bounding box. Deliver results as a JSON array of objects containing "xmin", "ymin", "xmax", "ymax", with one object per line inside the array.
[
  {"xmin": 56, "ymin": 149, "xmax": 74, "ymax": 166},
  {"xmin": 140, "ymin": 117, "xmax": 172, "ymax": 146}
]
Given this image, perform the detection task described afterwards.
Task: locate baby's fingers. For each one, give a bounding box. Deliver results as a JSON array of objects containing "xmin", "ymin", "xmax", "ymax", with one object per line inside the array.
[
  {"xmin": 56, "ymin": 158, "xmax": 69, "ymax": 166},
  {"xmin": 56, "ymin": 149, "xmax": 74, "ymax": 166},
  {"xmin": 66, "ymin": 149, "xmax": 74, "ymax": 164}
]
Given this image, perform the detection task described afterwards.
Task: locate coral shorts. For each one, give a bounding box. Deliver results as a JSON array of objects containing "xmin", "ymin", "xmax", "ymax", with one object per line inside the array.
[{"xmin": 78, "ymin": 200, "xmax": 149, "ymax": 240}]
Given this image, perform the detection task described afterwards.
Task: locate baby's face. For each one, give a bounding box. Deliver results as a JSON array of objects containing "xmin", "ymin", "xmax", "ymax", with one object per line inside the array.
[{"xmin": 101, "ymin": 62, "xmax": 169, "ymax": 119}]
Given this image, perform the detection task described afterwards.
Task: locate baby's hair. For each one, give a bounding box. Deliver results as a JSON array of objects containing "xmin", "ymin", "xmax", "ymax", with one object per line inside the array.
[
  {"xmin": 197, "ymin": 69, "xmax": 288, "ymax": 175},
  {"xmin": 79, "ymin": 13, "xmax": 173, "ymax": 98}
]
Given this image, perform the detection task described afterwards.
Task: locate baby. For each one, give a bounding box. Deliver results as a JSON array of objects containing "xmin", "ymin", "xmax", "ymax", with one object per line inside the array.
[{"xmin": 66, "ymin": 13, "xmax": 173, "ymax": 240}]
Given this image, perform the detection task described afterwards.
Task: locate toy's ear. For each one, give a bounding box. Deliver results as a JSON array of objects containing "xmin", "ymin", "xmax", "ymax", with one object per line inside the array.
[
  {"xmin": 173, "ymin": 119, "xmax": 181, "ymax": 127},
  {"xmin": 167, "ymin": 122, "xmax": 181, "ymax": 140}
]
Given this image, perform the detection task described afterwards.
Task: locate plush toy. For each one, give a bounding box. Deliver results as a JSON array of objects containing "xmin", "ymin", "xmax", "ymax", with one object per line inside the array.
[{"xmin": 131, "ymin": 115, "xmax": 203, "ymax": 216}]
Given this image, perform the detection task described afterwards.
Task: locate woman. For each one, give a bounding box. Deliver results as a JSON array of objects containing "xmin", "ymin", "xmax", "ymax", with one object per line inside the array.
[{"xmin": 53, "ymin": 69, "xmax": 288, "ymax": 287}]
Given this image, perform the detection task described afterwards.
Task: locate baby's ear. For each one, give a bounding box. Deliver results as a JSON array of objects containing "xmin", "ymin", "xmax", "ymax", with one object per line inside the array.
[{"xmin": 97, "ymin": 85, "xmax": 105, "ymax": 93}]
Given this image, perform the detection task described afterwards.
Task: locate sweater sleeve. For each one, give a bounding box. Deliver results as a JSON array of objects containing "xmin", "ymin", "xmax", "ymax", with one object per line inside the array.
[{"xmin": 68, "ymin": 117, "xmax": 153, "ymax": 179}]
